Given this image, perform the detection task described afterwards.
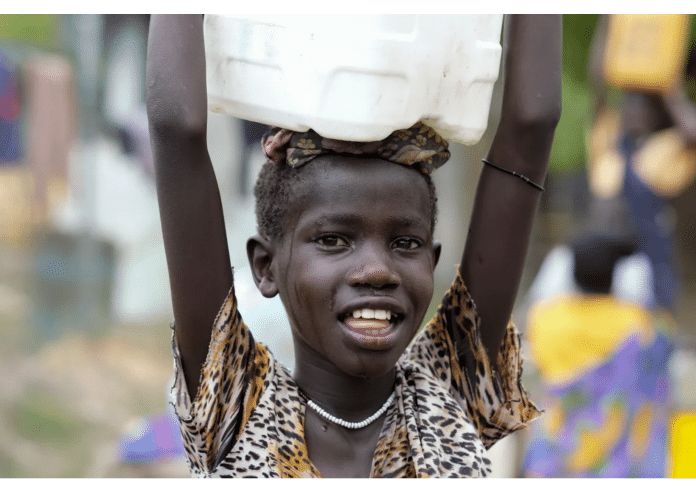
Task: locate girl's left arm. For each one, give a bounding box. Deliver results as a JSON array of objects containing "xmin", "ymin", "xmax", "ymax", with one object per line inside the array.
[{"xmin": 460, "ymin": 15, "xmax": 562, "ymax": 368}]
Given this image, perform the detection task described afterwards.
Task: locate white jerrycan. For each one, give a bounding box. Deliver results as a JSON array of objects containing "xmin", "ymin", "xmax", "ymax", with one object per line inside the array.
[{"xmin": 204, "ymin": 15, "xmax": 503, "ymax": 145}]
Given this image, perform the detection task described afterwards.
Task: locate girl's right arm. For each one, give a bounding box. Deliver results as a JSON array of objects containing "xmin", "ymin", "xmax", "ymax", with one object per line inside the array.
[{"xmin": 147, "ymin": 14, "xmax": 233, "ymax": 398}]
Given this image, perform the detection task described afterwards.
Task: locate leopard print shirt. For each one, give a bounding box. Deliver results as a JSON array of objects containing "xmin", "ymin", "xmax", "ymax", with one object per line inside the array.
[{"xmin": 170, "ymin": 266, "xmax": 541, "ymax": 477}]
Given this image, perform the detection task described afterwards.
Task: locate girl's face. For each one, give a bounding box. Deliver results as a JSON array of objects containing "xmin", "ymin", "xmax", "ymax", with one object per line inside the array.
[{"xmin": 270, "ymin": 156, "xmax": 440, "ymax": 379}]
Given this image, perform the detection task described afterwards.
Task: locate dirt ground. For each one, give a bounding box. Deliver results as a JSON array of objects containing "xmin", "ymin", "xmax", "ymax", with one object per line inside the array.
[{"xmin": 0, "ymin": 243, "xmax": 189, "ymax": 478}]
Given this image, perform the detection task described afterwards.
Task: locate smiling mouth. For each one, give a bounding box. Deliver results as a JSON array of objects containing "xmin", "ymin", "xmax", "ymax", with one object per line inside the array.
[{"xmin": 340, "ymin": 308, "xmax": 403, "ymax": 350}]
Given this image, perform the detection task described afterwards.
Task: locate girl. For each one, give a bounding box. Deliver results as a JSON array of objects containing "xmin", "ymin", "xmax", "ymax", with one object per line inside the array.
[{"xmin": 146, "ymin": 14, "xmax": 561, "ymax": 477}]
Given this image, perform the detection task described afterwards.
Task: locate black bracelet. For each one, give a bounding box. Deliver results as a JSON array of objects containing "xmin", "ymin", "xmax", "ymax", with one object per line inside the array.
[{"xmin": 481, "ymin": 158, "xmax": 545, "ymax": 192}]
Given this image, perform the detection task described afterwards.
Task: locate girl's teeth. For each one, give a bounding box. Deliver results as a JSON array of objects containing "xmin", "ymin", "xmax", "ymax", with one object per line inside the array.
[{"xmin": 350, "ymin": 309, "xmax": 392, "ymax": 320}]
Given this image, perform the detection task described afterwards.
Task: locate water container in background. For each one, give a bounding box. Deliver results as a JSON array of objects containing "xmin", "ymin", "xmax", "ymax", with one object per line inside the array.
[
  {"xmin": 603, "ymin": 14, "xmax": 692, "ymax": 93},
  {"xmin": 203, "ymin": 15, "xmax": 503, "ymax": 145}
]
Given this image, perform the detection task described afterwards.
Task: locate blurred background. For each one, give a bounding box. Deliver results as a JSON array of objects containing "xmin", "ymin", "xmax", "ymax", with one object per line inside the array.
[{"xmin": 0, "ymin": 14, "xmax": 695, "ymax": 478}]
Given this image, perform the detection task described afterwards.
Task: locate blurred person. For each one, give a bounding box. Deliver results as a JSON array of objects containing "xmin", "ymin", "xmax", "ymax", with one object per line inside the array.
[
  {"xmin": 522, "ymin": 198, "xmax": 675, "ymax": 477},
  {"xmin": 24, "ymin": 54, "xmax": 79, "ymax": 223},
  {"xmin": 0, "ymin": 48, "xmax": 32, "ymax": 245},
  {"xmin": 519, "ymin": 197, "xmax": 655, "ymax": 318},
  {"xmin": 0, "ymin": 48, "xmax": 22, "ymax": 164},
  {"xmin": 586, "ymin": 14, "xmax": 696, "ymax": 313}
]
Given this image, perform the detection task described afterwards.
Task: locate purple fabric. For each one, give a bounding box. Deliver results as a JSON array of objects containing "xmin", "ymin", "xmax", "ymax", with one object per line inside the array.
[
  {"xmin": 523, "ymin": 331, "xmax": 673, "ymax": 477},
  {"xmin": 118, "ymin": 409, "xmax": 185, "ymax": 463}
]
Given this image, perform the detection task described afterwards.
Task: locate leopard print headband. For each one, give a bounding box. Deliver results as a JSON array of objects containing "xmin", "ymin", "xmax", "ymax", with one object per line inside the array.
[{"xmin": 261, "ymin": 121, "xmax": 450, "ymax": 175}]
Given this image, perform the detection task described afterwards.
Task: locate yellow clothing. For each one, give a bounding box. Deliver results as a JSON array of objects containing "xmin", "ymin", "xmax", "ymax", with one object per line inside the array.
[{"xmin": 527, "ymin": 294, "xmax": 652, "ymax": 385}]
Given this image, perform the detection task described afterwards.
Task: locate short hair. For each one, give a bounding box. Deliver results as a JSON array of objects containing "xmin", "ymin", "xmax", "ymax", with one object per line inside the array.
[
  {"xmin": 572, "ymin": 234, "xmax": 638, "ymax": 294},
  {"xmin": 571, "ymin": 197, "xmax": 639, "ymax": 294},
  {"xmin": 253, "ymin": 157, "xmax": 438, "ymax": 244}
]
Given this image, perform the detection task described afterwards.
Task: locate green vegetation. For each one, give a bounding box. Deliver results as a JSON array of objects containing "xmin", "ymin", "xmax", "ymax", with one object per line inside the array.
[
  {"xmin": 549, "ymin": 72, "xmax": 592, "ymax": 172},
  {"xmin": 12, "ymin": 391, "xmax": 90, "ymax": 445},
  {"xmin": 548, "ymin": 14, "xmax": 599, "ymax": 172},
  {"xmin": 0, "ymin": 14, "xmax": 58, "ymax": 48}
]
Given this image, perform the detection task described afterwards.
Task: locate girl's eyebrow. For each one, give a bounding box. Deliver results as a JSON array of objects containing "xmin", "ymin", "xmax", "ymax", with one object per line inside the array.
[
  {"xmin": 312, "ymin": 213, "xmax": 362, "ymax": 228},
  {"xmin": 312, "ymin": 213, "xmax": 427, "ymax": 229},
  {"xmin": 387, "ymin": 215, "xmax": 428, "ymax": 229}
]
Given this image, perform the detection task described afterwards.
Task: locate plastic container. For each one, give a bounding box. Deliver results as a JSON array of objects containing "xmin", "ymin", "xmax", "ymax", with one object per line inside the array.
[
  {"xmin": 603, "ymin": 14, "xmax": 692, "ymax": 93},
  {"xmin": 203, "ymin": 15, "xmax": 503, "ymax": 145}
]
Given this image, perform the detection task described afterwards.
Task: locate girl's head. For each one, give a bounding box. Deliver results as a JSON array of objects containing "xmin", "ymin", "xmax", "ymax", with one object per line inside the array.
[
  {"xmin": 248, "ymin": 124, "xmax": 448, "ymax": 378},
  {"xmin": 253, "ymin": 123, "xmax": 447, "ymax": 244},
  {"xmin": 253, "ymin": 150, "xmax": 439, "ymax": 245}
]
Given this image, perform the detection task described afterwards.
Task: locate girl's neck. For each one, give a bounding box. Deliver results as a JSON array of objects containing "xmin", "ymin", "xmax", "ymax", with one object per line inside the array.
[{"xmin": 292, "ymin": 337, "xmax": 396, "ymax": 422}]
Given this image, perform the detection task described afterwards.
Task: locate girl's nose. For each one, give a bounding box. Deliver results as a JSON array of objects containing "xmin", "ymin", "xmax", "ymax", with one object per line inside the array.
[{"xmin": 347, "ymin": 246, "xmax": 400, "ymax": 289}]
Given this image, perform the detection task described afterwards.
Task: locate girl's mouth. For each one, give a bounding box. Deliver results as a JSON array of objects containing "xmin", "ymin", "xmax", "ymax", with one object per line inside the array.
[{"xmin": 340, "ymin": 309, "xmax": 402, "ymax": 350}]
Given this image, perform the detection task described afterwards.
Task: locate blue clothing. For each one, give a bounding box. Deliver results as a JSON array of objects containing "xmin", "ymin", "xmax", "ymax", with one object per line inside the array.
[{"xmin": 620, "ymin": 135, "xmax": 677, "ymax": 310}]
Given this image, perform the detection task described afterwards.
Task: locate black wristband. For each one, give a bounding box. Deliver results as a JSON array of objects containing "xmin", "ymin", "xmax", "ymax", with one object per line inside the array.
[{"xmin": 481, "ymin": 158, "xmax": 545, "ymax": 192}]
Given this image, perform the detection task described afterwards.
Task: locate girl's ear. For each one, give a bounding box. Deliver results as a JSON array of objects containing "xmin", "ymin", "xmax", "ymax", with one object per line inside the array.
[
  {"xmin": 247, "ymin": 235, "xmax": 279, "ymax": 298},
  {"xmin": 432, "ymin": 241, "xmax": 442, "ymax": 269}
]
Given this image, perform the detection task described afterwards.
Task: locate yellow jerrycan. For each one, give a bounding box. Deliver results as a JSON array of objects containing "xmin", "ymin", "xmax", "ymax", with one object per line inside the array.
[{"xmin": 603, "ymin": 14, "xmax": 692, "ymax": 93}]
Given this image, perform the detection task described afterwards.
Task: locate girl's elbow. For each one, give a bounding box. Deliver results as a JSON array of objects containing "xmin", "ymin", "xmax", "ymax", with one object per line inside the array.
[
  {"xmin": 147, "ymin": 101, "xmax": 207, "ymax": 141},
  {"xmin": 146, "ymin": 89, "xmax": 208, "ymax": 138},
  {"xmin": 514, "ymin": 99, "xmax": 562, "ymax": 138},
  {"xmin": 148, "ymin": 114, "xmax": 207, "ymax": 141}
]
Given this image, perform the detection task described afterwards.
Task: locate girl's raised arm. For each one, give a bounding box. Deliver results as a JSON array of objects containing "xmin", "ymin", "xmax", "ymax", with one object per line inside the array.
[
  {"xmin": 147, "ymin": 14, "xmax": 233, "ymax": 397},
  {"xmin": 461, "ymin": 14, "xmax": 562, "ymax": 366}
]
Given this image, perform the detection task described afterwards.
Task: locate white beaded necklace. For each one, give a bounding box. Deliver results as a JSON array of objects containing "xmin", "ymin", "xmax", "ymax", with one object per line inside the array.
[{"xmin": 306, "ymin": 391, "xmax": 396, "ymax": 430}]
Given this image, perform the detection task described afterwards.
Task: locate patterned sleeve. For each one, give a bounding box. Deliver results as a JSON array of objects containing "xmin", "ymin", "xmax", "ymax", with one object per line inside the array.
[
  {"xmin": 170, "ymin": 281, "xmax": 270, "ymax": 475},
  {"xmin": 405, "ymin": 265, "xmax": 542, "ymax": 449}
]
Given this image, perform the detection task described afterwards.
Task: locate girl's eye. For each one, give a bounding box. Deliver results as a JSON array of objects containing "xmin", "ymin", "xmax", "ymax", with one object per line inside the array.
[
  {"xmin": 316, "ymin": 236, "xmax": 348, "ymax": 248},
  {"xmin": 392, "ymin": 238, "xmax": 421, "ymax": 250}
]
